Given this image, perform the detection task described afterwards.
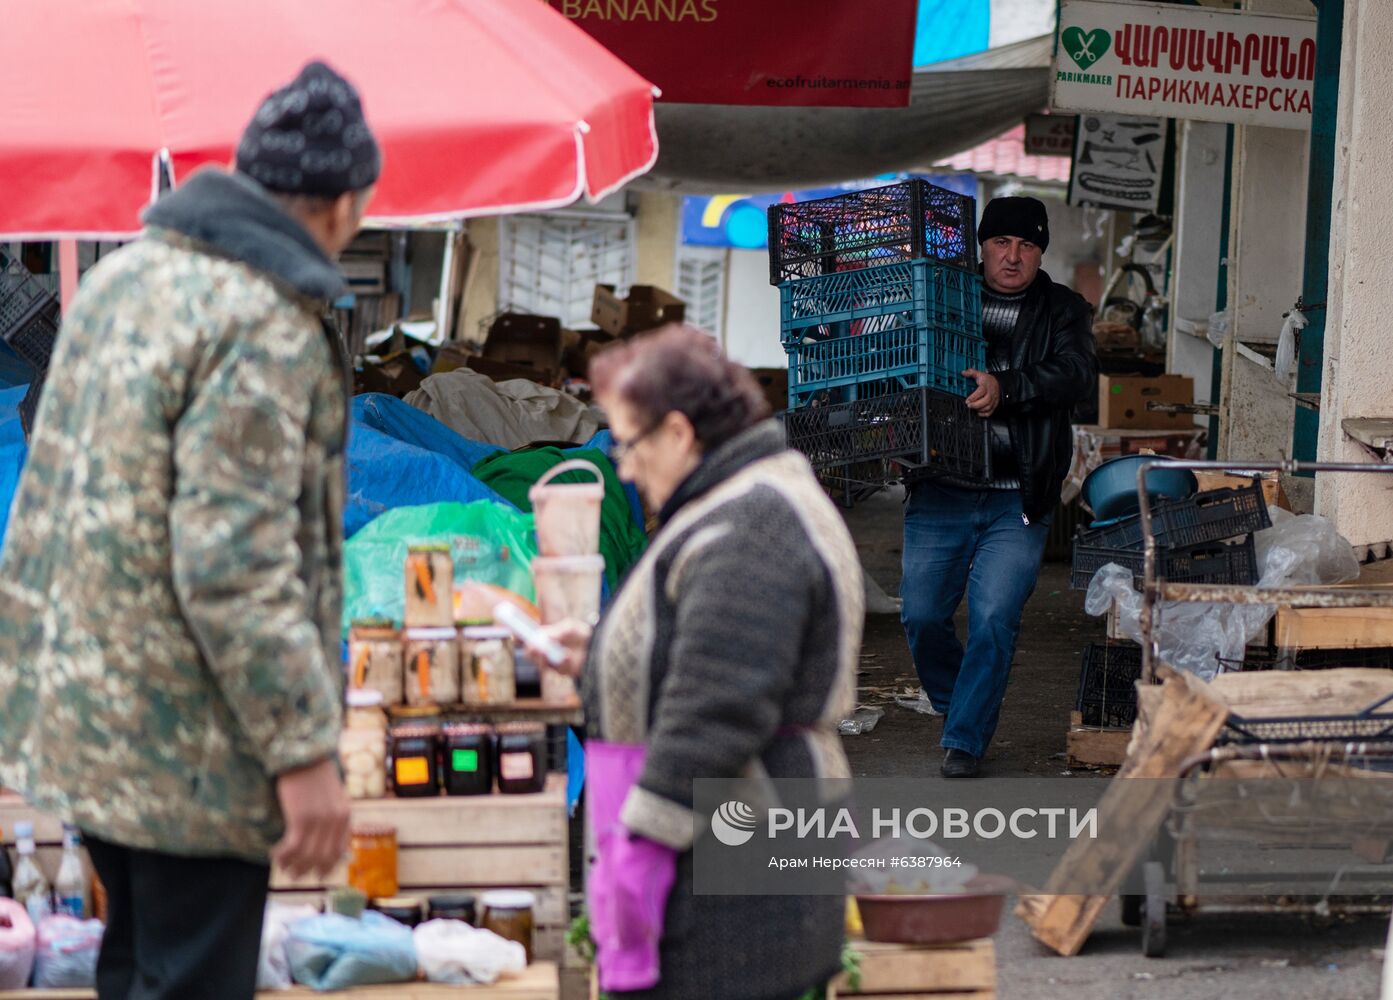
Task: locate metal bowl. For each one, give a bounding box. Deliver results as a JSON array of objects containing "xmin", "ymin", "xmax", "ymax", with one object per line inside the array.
[
  {"xmin": 856, "ymin": 877, "xmax": 1013, "ymax": 945},
  {"xmin": 1082, "ymin": 454, "xmax": 1198, "ymax": 524}
]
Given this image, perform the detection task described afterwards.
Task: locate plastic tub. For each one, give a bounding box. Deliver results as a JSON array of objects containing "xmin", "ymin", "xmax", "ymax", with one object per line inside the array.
[
  {"xmin": 529, "ymin": 460, "xmax": 604, "ymax": 557},
  {"xmin": 532, "ymin": 555, "xmax": 605, "ymax": 626},
  {"xmin": 855, "ymin": 884, "xmax": 1007, "ymax": 945},
  {"xmin": 1081, "ymin": 455, "xmax": 1198, "ymax": 523}
]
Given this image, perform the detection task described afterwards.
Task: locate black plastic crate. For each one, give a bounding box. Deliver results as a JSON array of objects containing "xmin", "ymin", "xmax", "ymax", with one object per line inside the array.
[
  {"xmin": 1077, "ymin": 482, "xmax": 1272, "ymax": 551},
  {"xmin": 0, "ymin": 252, "xmax": 60, "ymax": 373},
  {"xmin": 1217, "ymin": 646, "xmax": 1393, "ymax": 673},
  {"xmin": 1076, "ymin": 642, "xmax": 1143, "ymax": 728},
  {"xmin": 18, "ymin": 376, "xmax": 42, "ymax": 439},
  {"xmin": 768, "ymin": 180, "xmax": 976, "ymax": 285},
  {"xmin": 785, "ymin": 385, "xmax": 990, "ymax": 487},
  {"xmin": 1070, "ymin": 534, "xmax": 1258, "ymax": 591}
]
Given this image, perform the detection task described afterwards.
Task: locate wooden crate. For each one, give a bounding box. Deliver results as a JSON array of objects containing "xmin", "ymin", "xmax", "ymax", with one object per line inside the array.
[
  {"xmin": 1066, "ymin": 712, "xmax": 1131, "ymax": 768},
  {"xmin": 0, "ymin": 963, "xmax": 559, "ymax": 999},
  {"xmin": 831, "ymin": 938, "xmax": 995, "ymax": 998},
  {"xmin": 0, "ymin": 776, "xmax": 571, "ymax": 963}
]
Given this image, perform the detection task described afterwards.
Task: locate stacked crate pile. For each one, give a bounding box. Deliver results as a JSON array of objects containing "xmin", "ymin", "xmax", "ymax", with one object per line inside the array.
[{"xmin": 770, "ymin": 181, "xmax": 991, "ymax": 501}]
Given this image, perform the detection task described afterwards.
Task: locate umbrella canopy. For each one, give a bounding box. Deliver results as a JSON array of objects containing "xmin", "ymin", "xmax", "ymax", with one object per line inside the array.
[{"xmin": 0, "ymin": 0, "xmax": 658, "ymax": 238}]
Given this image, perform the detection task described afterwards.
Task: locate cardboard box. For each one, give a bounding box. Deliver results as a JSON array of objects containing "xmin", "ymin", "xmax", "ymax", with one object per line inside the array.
[
  {"xmin": 562, "ymin": 329, "xmax": 616, "ymax": 379},
  {"xmin": 1194, "ymin": 471, "xmax": 1291, "ymax": 511},
  {"xmin": 1098, "ymin": 374, "xmax": 1194, "ymax": 430},
  {"xmin": 747, "ymin": 367, "xmax": 789, "ymax": 414},
  {"xmin": 483, "ymin": 312, "xmax": 564, "ymax": 371},
  {"xmin": 591, "ymin": 284, "xmax": 686, "ymax": 337}
]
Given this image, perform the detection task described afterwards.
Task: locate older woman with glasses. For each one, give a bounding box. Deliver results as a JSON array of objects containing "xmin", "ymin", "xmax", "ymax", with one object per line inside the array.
[{"xmin": 528, "ymin": 325, "xmax": 863, "ymax": 1000}]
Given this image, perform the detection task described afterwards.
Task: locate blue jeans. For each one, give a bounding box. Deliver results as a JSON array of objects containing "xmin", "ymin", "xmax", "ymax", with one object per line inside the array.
[{"xmin": 900, "ymin": 481, "xmax": 1051, "ymax": 758}]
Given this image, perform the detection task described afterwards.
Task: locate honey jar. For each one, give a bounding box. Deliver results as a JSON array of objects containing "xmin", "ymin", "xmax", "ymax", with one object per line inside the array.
[
  {"xmin": 495, "ymin": 722, "xmax": 546, "ymax": 795},
  {"xmin": 347, "ymin": 825, "xmax": 398, "ymax": 900},
  {"xmin": 389, "ymin": 724, "xmax": 440, "ymax": 797}
]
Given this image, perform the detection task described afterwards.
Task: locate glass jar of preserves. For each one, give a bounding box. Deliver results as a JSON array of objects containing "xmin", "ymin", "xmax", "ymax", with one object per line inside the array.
[
  {"xmin": 346, "ymin": 825, "xmax": 398, "ymax": 900},
  {"xmin": 347, "ymin": 618, "xmax": 404, "ymax": 706},
  {"xmin": 389, "ymin": 724, "xmax": 440, "ymax": 797},
  {"xmin": 460, "ymin": 627, "xmax": 516, "ymax": 706},
  {"xmin": 427, "ymin": 893, "xmax": 477, "ymax": 925},
  {"xmin": 405, "ymin": 544, "xmax": 454, "ymax": 627},
  {"xmin": 495, "ymin": 723, "xmax": 546, "ymax": 795},
  {"xmin": 340, "ymin": 689, "xmax": 388, "ymax": 800},
  {"xmin": 403, "ymin": 627, "xmax": 460, "ymax": 707},
  {"xmin": 442, "ymin": 723, "xmax": 494, "ymax": 796},
  {"xmin": 480, "ymin": 890, "xmax": 536, "ymax": 961},
  {"xmin": 373, "ymin": 896, "xmax": 424, "ymax": 928}
]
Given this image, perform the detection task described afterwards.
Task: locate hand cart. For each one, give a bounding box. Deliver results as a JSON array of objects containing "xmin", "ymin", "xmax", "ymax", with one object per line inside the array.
[{"xmin": 1122, "ymin": 458, "xmax": 1393, "ymax": 957}]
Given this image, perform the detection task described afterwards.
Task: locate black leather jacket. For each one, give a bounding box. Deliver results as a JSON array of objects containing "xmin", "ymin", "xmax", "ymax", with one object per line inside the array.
[{"xmin": 989, "ymin": 268, "xmax": 1097, "ymax": 524}]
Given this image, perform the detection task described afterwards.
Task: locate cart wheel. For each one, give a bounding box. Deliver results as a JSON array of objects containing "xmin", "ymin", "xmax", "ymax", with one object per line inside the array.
[
  {"xmin": 1120, "ymin": 894, "xmax": 1143, "ymax": 927},
  {"xmin": 1141, "ymin": 860, "xmax": 1167, "ymax": 958}
]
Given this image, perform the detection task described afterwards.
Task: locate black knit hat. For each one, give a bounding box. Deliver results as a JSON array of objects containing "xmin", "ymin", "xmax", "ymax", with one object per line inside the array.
[
  {"xmin": 236, "ymin": 61, "xmax": 381, "ymax": 198},
  {"xmin": 977, "ymin": 196, "xmax": 1050, "ymax": 252}
]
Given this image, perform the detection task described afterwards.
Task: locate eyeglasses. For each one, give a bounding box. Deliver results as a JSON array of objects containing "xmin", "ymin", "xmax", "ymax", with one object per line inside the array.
[{"xmin": 608, "ymin": 420, "xmax": 663, "ymax": 465}]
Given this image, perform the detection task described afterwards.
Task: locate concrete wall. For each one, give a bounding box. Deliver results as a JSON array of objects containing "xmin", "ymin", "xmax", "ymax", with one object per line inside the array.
[
  {"xmin": 1316, "ymin": 0, "xmax": 1393, "ymax": 555},
  {"xmin": 1168, "ymin": 121, "xmax": 1227, "ymax": 426},
  {"xmin": 460, "ymin": 217, "xmax": 501, "ymax": 346},
  {"xmin": 633, "ymin": 192, "xmax": 678, "ymax": 291}
]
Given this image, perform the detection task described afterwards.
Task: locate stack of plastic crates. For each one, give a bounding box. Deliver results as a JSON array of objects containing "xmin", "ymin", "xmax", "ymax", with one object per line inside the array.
[
  {"xmin": 1070, "ymin": 480, "xmax": 1272, "ymax": 590},
  {"xmin": 0, "ymin": 251, "xmax": 60, "ymax": 437},
  {"xmin": 771, "ymin": 180, "xmax": 990, "ymax": 498},
  {"xmin": 1075, "ymin": 641, "xmax": 1143, "ymax": 728}
]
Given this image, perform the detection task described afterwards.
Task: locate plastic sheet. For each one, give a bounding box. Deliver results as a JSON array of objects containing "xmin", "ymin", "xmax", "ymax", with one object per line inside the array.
[
  {"xmin": 838, "ymin": 706, "xmax": 885, "ymax": 736},
  {"xmin": 31, "ymin": 916, "xmax": 102, "ymax": 988},
  {"xmin": 0, "ymin": 383, "xmax": 29, "ymax": 551},
  {"xmin": 1085, "ymin": 507, "xmax": 1360, "ymax": 679},
  {"xmin": 258, "ymin": 902, "xmax": 318, "ymax": 991},
  {"xmin": 0, "ymin": 899, "xmax": 35, "ymax": 989},
  {"xmin": 342, "ymin": 501, "xmax": 538, "ymax": 633},
  {"xmin": 287, "ymin": 911, "xmax": 417, "ymax": 992},
  {"xmin": 413, "ymin": 920, "xmax": 525, "ymax": 985},
  {"xmin": 353, "ymin": 394, "xmax": 503, "ymax": 471}
]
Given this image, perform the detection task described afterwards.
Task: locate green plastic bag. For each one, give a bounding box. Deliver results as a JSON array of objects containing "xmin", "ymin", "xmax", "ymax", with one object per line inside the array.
[{"xmin": 342, "ymin": 501, "xmax": 537, "ymax": 634}]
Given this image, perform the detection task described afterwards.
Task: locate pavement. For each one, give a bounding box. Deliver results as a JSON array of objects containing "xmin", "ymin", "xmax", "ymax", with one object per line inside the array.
[{"xmin": 838, "ymin": 485, "xmax": 1389, "ymax": 1000}]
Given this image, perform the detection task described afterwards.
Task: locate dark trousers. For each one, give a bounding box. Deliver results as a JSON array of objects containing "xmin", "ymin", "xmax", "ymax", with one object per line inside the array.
[
  {"xmin": 84, "ymin": 834, "xmax": 270, "ymax": 1000},
  {"xmin": 900, "ymin": 480, "xmax": 1051, "ymax": 758}
]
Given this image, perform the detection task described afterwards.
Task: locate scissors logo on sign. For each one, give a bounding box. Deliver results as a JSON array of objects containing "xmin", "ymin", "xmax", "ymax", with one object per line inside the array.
[{"xmin": 1062, "ymin": 27, "xmax": 1112, "ymax": 70}]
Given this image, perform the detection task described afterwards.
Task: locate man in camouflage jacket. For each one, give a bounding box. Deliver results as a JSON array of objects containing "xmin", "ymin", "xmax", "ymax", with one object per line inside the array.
[{"xmin": 0, "ymin": 62, "xmax": 378, "ymax": 998}]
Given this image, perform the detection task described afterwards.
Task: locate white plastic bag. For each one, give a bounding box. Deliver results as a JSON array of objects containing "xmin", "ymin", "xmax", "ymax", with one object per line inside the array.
[
  {"xmin": 257, "ymin": 902, "xmax": 318, "ymax": 991},
  {"xmin": 413, "ymin": 920, "xmax": 526, "ymax": 986},
  {"xmin": 1086, "ymin": 507, "xmax": 1360, "ymax": 679},
  {"xmin": 32, "ymin": 915, "xmax": 102, "ymax": 988},
  {"xmin": 0, "ymin": 899, "xmax": 36, "ymax": 989}
]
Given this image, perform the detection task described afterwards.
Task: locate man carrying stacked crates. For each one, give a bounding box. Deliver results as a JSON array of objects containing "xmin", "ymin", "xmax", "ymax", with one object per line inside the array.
[{"xmin": 779, "ymin": 190, "xmax": 1096, "ymax": 778}]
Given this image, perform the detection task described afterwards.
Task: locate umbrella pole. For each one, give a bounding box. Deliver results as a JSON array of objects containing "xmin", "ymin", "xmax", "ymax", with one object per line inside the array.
[{"xmin": 58, "ymin": 240, "xmax": 79, "ymax": 311}]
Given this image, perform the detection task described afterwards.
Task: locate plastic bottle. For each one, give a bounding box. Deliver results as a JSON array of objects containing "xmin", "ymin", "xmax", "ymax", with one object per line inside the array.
[
  {"xmin": 0, "ymin": 826, "xmax": 12, "ymax": 898},
  {"xmin": 53, "ymin": 825, "xmax": 87, "ymax": 918},
  {"xmin": 12, "ymin": 821, "xmax": 51, "ymax": 923}
]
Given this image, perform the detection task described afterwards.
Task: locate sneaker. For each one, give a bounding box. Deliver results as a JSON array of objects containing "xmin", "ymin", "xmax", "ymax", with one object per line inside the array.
[{"xmin": 940, "ymin": 749, "xmax": 980, "ymax": 778}]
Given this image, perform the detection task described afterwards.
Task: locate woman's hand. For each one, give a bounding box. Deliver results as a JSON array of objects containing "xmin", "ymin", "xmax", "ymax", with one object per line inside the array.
[{"xmin": 525, "ymin": 619, "xmax": 593, "ymax": 678}]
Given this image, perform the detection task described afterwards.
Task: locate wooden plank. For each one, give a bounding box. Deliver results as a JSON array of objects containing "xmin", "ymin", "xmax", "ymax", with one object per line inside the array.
[
  {"xmin": 830, "ymin": 993, "xmax": 992, "ymax": 1000},
  {"xmin": 1274, "ymin": 607, "xmax": 1393, "ymax": 651},
  {"xmin": 272, "ymin": 844, "xmax": 566, "ymax": 891},
  {"xmin": 834, "ymin": 938, "xmax": 994, "ymax": 995},
  {"xmin": 1209, "ymin": 668, "xmax": 1393, "ymax": 718},
  {"xmin": 1016, "ymin": 668, "xmax": 1229, "ymax": 956},
  {"xmin": 0, "ymin": 963, "xmax": 560, "ymax": 1000},
  {"xmin": 1065, "ymin": 714, "xmax": 1132, "ymax": 768},
  {"xmin": 270, "ymin": 885, "xmax": 569, "ymax": 926}
]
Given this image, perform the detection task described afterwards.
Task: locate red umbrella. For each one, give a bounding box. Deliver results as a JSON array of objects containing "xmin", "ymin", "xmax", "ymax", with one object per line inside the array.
[{"xmin": 0, "ymin": 0, "xmax": 658, "ymax": 238}]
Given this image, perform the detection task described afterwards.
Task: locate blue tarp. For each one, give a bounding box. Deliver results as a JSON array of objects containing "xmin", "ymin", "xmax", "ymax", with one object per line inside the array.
[
  {"xmin": 0, "ymin": 343, "xmax": 35, "ymax": 390},
  {"xmin": 915, "ymin": 0, "xmax": 990, "ymax": 67},
  {"xmin": 0, "ymin": 384, "xmax": 27, "ymax": 550},
  {"xmin": 346, "ymin": 397, "xmax": 512, "ymax": 538}
]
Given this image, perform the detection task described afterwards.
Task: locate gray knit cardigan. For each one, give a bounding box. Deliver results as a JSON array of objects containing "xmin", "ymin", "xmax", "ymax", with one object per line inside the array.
[{"xmin": 583, "ymin": 420, "xmax": 864, "ymax": 1000}]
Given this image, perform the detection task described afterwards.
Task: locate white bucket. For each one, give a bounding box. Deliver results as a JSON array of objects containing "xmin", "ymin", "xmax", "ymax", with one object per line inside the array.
[
  {"xmin": 532, "ymin": 554, "xmax": 605, "ymax": 627},
  {"xmin": 528, "ymin": 459, "xmax": 604, "ymax": 558}
]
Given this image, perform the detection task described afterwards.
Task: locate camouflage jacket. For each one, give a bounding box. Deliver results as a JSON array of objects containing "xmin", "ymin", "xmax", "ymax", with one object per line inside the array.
[{"xmin": 0, "ymin": 170, "xmax": 348, "ymax": 861}]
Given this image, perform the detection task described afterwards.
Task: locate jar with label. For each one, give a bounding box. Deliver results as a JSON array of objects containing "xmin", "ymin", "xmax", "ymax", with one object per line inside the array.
[
  {"xmin": 405, "ymin": 544, "xmax": 454, "ymax": 627},
  {"xmin": 347, "ymin": 825, "xmax": 398, "ymax": 900},
  {"xmin": 404, "ymin": 627, "xmax": 460, "ymax": 707},
  {"xmin": 479, "ymin": 890, "xmax": 536, "ymax": 961},
  {"xmin": 373, "ymin": 897, "xmax": 424, "ymax": 928},
  {"xmin": 347, "ymin": 619, "xmax": 404, "ymax": 706},
  {"xmin": 389, "ymin": 724, "xmax": 440, "ymax": 797},
  {"xmin": 460, "ymin": 627, "xmax": 516, "ymax": 706},
  {"xmin": 340, "ymin": 689, "xmax": 388, "ymax": 800},
  {"xmin": 495, "ymin": 723, "xmax": 546, "ymax": 794},
  {"xmin": 442, "ymin": 723, "xmax": 495, "ymax": 796}
]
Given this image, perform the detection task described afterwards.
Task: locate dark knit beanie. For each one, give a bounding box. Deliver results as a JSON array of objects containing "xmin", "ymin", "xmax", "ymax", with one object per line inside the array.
[
  {"xmin": 977, "ymin": 196, "xmax": 1050, "ymax": 252},
  {"xmin": 236, "ymin": 61, "xmax": 381, "ymax": 198}
]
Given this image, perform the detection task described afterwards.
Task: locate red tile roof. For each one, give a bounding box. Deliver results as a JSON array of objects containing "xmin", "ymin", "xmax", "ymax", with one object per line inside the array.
[{"xmin": 936, "ymin": 124, "xmax": 1072, "ymax": 184}]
